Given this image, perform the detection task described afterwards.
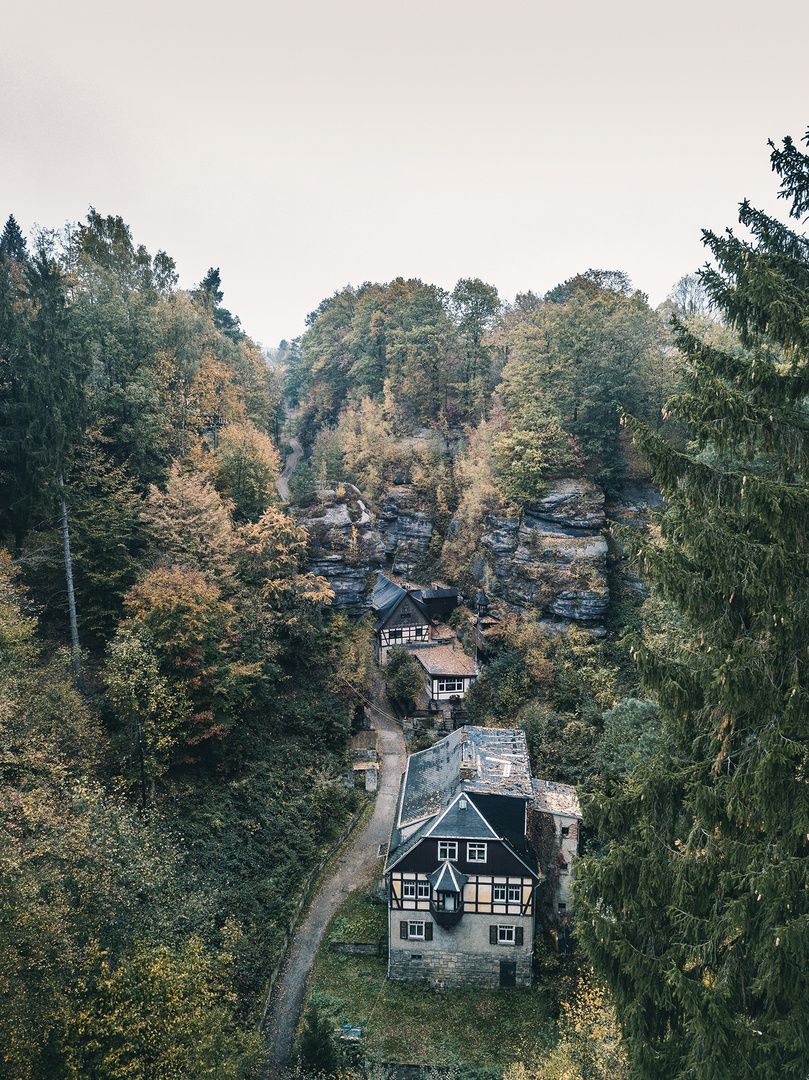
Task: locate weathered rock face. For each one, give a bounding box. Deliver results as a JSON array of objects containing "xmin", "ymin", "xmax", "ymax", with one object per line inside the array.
[
  {"xmin": 476, "ymin": 480, "xmax": 610, "ymax": 626},
  {"xmin": 295, "ymin": 475, "xmax": 660, "ymax": 626},
  {"xmin": 293, "ymin": 499, "xmax": 386, "ymax": 613},
  {"xmin": 293, "ymin": 485, "xmax": 436, "ymax": 612},
  {"xmin": 375, "ymin": 486, "xmax": 435, "ymax": 573},
  {"xmin": 604, "ymin": 483, "xmax": 664, "ymax": 601}
]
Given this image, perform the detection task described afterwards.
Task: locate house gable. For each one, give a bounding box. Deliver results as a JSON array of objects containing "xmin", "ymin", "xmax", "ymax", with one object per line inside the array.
[
  {"xmin": 392, "ymin": 835, "xmax": 537, "ymax": 879},
  {"xmin": 425, "ymin": 791, "xmax": 499, "ymax": 842}
]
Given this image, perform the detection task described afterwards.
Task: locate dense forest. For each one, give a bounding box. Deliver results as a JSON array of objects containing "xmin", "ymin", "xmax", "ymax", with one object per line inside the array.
[
  {"xmin": 3, "ymin": 122, "xmax": 809, "ymax": 1080},
  {"xmin": 0, "ymin": 213, "xmax": 369, "ymax": 1079}
]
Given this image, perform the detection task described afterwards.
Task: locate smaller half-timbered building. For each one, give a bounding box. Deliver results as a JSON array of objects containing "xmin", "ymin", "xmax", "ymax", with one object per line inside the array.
[
  {"xmin": 408, "ymin": 642, "xmax": 479, "ymax": 701},
  {"xmin": 385, "ymin": 727, "xmax": 540, "ymax": 988},
  {"xmin": 372, "ymin": 572, "xmax": 430, "ymax": 662}
]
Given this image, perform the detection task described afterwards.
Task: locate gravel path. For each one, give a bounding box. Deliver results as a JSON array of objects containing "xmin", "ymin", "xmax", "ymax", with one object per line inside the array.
[
  {"xmin": 276, "ymin": 436, "xmax": 303, "ymax": 502},
  {"xmin": 263, "ymin": 676, "xmax": 405, "ymax": 1077}
]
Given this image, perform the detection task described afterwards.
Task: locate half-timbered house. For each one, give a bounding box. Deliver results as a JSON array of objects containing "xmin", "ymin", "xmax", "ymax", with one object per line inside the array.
[
  {"xmin": 385, "ymin": 726, "xmax": 541, "ymax": 988},
  {"xmin": 372, "ymin": 572, "xmax": 430, "ymax": 662}
]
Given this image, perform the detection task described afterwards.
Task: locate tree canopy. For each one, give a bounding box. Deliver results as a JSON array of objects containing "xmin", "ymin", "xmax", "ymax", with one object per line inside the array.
[{"xmin": 577, "ymin": 126, "xmax": 809, "ymax": 1080}]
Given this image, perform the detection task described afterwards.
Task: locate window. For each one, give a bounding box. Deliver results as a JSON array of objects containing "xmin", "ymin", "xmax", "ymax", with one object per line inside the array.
[
  {"xmin": 402, "ymin": 881, "xmax": 416, "ymax": 898},
  {"xmin": 559, "ymin": 859, "xmax": 569, "ymax": 873},
  {"xmin": 467, "ymin": 843, "xmax": 487, "ymax": 862},
  {"xmin": 400, "ymin": 920, "xmax": 433, "ymax": 941},
  {"xmin": 438, "ymin": 841, "xmax": 457, "ymax": 861},
  {"xmin": 417, "ymin": 881, "xmax": 431, "ymax": 899},
  {"xmin": 493, "ymin": 885, "xmax": 507, "ymax": 902},
  {"xmin": 561, "ymin": 825, "xmax": 570, "ymax": 838},
  {"xmin": 508, "ymin": 885, "xmax": 522, "ymax": 903},
  {"xmin": 490, "ymin": 924, "xmax": 524, "ymax": 946},
  {"xmin": 437, "ymin": 679, "xmax": 463, "ymax": 693},
  {"xmin": 558, "ymin": 903, "xmax": 567, "ymax": 914}
]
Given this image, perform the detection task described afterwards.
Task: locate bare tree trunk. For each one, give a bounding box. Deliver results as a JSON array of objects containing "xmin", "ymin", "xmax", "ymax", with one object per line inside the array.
[{"xmin": 59, "ymin": 476, "xmax": 84, "ymax": 692}]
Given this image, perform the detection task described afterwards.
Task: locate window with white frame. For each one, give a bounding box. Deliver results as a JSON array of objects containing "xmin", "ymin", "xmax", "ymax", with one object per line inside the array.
[
  {"xmin": 490, "ymin": 924, "xmax": 524, "ymax": 946},
  {"xmin": 400, "ymin": 920, "xmax": 432, "ymax": 941},
  {"xmin": 508, "ymin": 884, "xmax": 522, "ymax": 903},
  {"xmin": 437, "ymin": 679, "xmax": 463, "ymax": 693},
  {"xmin": 467, "ymin": 843, "xmax": 487, "ymax": 862},
  {"xmin": 438, "ymin": 841, "xmax": 458, "ymax": 861},
  {"xmin": 493, "ymin": 884, "xmax": 507, "ymax": 902},
  {"xmin": 561, "ymin": 824, "xmax": 570, "ymax": 838},
  {"xmin": 402, "ymin": 880, "xmax": 416, "ymax": 898},
  {"xmin": 417, "ymin": 881, "xmax": 431, "ymax": 899}
]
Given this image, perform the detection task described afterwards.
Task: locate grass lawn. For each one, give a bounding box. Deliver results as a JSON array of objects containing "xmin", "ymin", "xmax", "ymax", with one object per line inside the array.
[{"xmin": 303, "ymin": 884, "xmax": 562, "ymax": 1078}]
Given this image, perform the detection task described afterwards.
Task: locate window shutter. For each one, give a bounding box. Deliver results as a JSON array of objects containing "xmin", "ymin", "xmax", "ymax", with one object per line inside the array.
[
  {"xmin": 400, "ymin": 921, "xmax": 408, "ymax": 940},
  {"xmin": 490, "ymin": 925, "xmax": 497, "ymax": 945},
  {"xmin": 515, "ymin": 927, "xmax": 524, "ymax": 946},
  {"xmin": 424, "ymin": 922, "xmax": 433, "ymax": 941}
]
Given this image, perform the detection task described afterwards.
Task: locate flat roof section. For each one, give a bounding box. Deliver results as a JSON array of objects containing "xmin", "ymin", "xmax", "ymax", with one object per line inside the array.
[{"xmin": 532, "ymin": 778, "xmax": 582, "ymax": 818}]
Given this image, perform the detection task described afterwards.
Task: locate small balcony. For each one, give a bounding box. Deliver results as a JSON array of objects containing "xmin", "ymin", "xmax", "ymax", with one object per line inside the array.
[{"xmin": 430, "ymin": 899, "xmax": 464, "ymax": 928}]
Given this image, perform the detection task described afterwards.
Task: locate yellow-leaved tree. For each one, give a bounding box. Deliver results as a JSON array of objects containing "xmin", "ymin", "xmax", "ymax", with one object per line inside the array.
[{"xmin": 505, "ymin": 968, "xmax": 628, "ymax": 1080}]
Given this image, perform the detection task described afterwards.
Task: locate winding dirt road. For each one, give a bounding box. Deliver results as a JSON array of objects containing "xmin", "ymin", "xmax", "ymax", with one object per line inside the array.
[{"xmin": 263, "ymin": 675, "xmax": 405, "ymax": 1077}]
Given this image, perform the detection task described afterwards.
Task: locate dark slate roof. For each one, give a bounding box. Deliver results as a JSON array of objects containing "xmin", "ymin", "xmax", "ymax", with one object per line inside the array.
[
  {"xmin": 371, "ymin": 572, "xmax": 428, "ymax": 631},
  {"xmin": 429, "ymin": 860, "xmax": 468, "ymax": 891},
  {"xmin": 426, "ymin": 793, "xmax": 500, "ymax": 841},
  {"xmin": 396, "ymin": 727, "xmax": 532, "ymax": 829},
  {"xmin": 468, "ymin": 793, "xmax": 529, "ymax": 857},
  {"xmin": 418, "ymin": 588, "xmax": 460, "ymax": 600},
  {"xmin": 386, "ymin": 727, "xmax": 538, "ymax": 874}
]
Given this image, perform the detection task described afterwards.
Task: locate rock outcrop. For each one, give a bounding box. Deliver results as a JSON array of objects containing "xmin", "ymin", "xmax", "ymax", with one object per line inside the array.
[
  {"xmin": 476, "ymin": 480, "xmax": 610, "ymax": 627},
  {"xmin": 293, "ymin": 497, "xmax": 386, "ymax": 613},
  {"xmin": 292, "ymin": 485, "xmax": 436, "ymax": 613},
  {"xmin": 375, "ymin": 486, "xmax": 435, "ymax": 573},
  {"xmin": 294, "ymin": 476, "xmax": 660, "ymax": 629}
]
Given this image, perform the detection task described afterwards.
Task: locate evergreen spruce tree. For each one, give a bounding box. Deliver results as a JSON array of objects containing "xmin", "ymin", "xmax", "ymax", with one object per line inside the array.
[
  {"xmin": 0, "ymin": 214, "xmax": 28, "ymax": 263},
  {"xmin": 1, "ymin": 248, "xmax": 89, "ymax": 686},
  {"xmin": 577, "ymin": 128, "xmax": 809, "ymax": 1079}
]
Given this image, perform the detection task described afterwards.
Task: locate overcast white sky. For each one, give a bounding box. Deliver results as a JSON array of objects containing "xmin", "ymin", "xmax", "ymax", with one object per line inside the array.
[{"xmin": 2, "ymin": 0, "xmax": 807, "ymax": 347}]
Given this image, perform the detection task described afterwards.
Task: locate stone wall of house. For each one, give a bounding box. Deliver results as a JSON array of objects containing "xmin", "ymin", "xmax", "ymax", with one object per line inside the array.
[
  {"xmin": 389, "ymin": 946, "xmax": 532, "ymax": 988},
  {"xmin": 389, "ymin": 914, "xmax": 534, "ymax": 988}
]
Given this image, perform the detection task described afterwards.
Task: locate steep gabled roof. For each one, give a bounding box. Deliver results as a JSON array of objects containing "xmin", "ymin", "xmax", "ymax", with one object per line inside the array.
[
  {"xmin": 371, "ymin": 572, "xmax": 429, "ymax": 631},
  {"xmin": 429, "ymin": 860, "xmax": 468, "ymax": 892},
  {"xmin": 385, "ymin": 727, "xmax": 539, "ymax": 876},
  {"xmin": 426, "ymin": 790, "xmax": 500, "ymax": 841}
]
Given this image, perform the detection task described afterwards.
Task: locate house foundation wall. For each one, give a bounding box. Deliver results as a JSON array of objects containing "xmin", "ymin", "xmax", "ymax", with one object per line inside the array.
[{"xmin": 389, "ymin": 946, "xmax": 532, "ymax": 988}]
